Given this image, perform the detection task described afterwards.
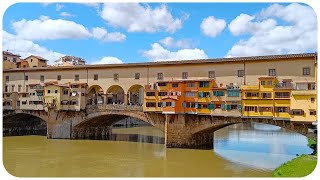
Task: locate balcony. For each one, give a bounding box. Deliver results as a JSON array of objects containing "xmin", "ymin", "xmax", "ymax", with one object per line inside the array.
[
  {"xmin": 274, "ymin": 83, "xmax": 293, "ymax": 90},
  {"xmin": 242, "ymin": 85, "xmax": 259, "ymax": 90},
  {"xmin": 291, "ymin": 90, "xmax": 316, "ymax": 96}
]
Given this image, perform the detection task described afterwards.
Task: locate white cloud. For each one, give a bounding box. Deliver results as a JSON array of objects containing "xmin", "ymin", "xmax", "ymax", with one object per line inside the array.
[
  {"xmin": 91, "ymin": 56, "xmax": 124, "ymax": 64},
  {"xmin": 200, "ymin": 16, "xmax": 226, "ymax": 37},
  {"xmin": 59, "ymin": 12, "xmax": 75, "ymax": 18},
  {"xmin": 228, "ymin": 14, "xmax": 277, "ymax": 36},
  {"xmin": 11, "ymin": 16, "xmax": 126, "ymax": 42},
  {"xmin": 142, "ymin": 43, "xmax": 208, "ymax": 62},
  {"xmin": 55, "ymin": 4, "xmax": 64, "ymax": 11},
  {"xmin": 226, "ymin": 3, "xmax": 317, "ymax": 57},
  {"xmin": 159, "ymin": 37, "xmax": 192, "ymax": 49},
  {"xmin": 100, "ymin": 3, "xmax": 188, "ymax": 33},
  {"xmin": 92, "ymin": 27, "xmax": 126, "ymax": 42},
  {"xmin": 2, "ymin": 31, "xmax": 64, "ymax": 65}
]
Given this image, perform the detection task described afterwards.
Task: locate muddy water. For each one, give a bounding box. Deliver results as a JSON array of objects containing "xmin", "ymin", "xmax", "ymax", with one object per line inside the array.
[{"xmin": 3, "ymin": 123, "xmax": 312, "ymax": 177}]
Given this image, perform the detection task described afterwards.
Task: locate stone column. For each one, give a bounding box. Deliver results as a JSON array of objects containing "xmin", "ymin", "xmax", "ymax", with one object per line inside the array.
[{"xmin": 124, "ymin": 93, "xmax": 128, "ymax": 105}]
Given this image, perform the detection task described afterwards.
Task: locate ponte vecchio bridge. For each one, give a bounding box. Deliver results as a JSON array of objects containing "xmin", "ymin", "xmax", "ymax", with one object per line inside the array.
[{"xmin": 3, "ymin": 53, "xmax": 318, "ymax": 149}]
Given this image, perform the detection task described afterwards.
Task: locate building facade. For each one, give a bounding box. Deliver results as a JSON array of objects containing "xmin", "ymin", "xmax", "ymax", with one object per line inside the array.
[{"xmin": 3, "ymin": 53, "xmax": 317, "ymax": 122}]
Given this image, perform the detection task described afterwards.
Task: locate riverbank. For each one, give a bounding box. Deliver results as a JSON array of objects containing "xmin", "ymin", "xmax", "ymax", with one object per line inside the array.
[{"xmin": 272, "ymin": 138, "xmax": 317, "ymax": 177}]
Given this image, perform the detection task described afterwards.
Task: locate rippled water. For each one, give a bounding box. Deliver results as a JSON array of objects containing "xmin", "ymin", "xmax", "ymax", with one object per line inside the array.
[
  {"xmin": 3, "ymin": 123, "xmax": 313, "ymax": 177},
  {"xmin": 214, "ymin": 122, "xmax": 313, "ymax": 170}
]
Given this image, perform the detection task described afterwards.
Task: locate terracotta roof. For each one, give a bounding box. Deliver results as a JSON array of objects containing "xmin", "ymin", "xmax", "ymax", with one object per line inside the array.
[
  {"xmin": 25, "ymin": 55, "xmax": 48, "ymax": 61},
  {"xmin": 3, "ymin": 51, "xmax": 21, "ymax": 57},
  {"xmin": 4, "ymin": 53, "xmax": 317, "ymax": 72}
]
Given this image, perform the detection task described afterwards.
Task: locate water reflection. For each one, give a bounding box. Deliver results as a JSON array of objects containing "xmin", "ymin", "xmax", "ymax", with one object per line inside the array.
[{"xmin": 214, "ymin": 122, "xmax": 313, "ymax": 170}]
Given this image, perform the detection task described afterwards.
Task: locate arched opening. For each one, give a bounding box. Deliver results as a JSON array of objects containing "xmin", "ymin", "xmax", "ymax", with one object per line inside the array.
[
  {"xmin": 3, "ymin": 113, "xmax": 47, "ymax": 136},
  {"xmin": 106, "ymin": 85, "xmax": 125, "ymax": 104},
  {"xmin": 73, "ymin": 114, "xmax": 164, "ymax": 144},
  {"xmin": 127, "ymin": 84, "xmax": 144, "ymax": 106},
  {"xmin": 87, "ymin": 85, "xmax": 105, "ymax": 106}
]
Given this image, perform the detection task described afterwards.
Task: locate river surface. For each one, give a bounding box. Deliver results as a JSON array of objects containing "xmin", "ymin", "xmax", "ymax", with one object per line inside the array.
[{"xmin": 3, "ymin": 122, "xmax": 313, "ymax": 177}]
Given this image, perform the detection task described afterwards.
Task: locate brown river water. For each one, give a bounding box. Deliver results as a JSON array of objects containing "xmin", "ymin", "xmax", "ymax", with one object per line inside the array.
[{"xmin": 3, "ymin": 123, "xmax": 313, "ymax": 177}]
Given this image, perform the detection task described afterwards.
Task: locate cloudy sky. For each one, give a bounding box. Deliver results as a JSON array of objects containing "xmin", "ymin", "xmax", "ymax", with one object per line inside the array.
[{"xmin": 2, "ymin": 2, "xmax": 317, "ymax": 64}]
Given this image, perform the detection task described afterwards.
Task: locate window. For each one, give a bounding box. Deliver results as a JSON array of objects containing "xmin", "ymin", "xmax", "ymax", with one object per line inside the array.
[
  {"xmin": 11, "ymin": 85, "xmax": 15, "ymax": 92},
  {"xmin": 22, "ymin": 101, "xmax": 27, "ymax": 105},
  {"xmin": 31, "ymin": 59, "xmax": 33, "ymax": 62},
  {"xmin": 187, "ymin": 82, "xmax": 195, "ymax": 87},
  {"xmin": 310, "ymin": 110, "xmax": 316, "ymax": 115},
  {"xmin": 267, "ymin": 81, "xmax": 272, "ymax": 85},
  {"xmin": 25, "ymin": 75, "xmax": 28, "ymax": 81},
  {"xmin": 3, "ymin": 56, "xmax": 7, "ymax": 61},
  {"xmin": 245, "ymin": 106, "xmax": 257, "ymax": 112},
  {"xmin": 146, "ymin": 92, "xmax": 155, "ymax": 96},
  {"xmin": 199, "ymin": 81, "xmax": 210, "ymax": 88},
  {"xmin": 275, "ymin": 107, "xmax": 289, "ymax": 113},
  {"xmin": 93, "ymin": 74, "xmax": 98, "ymax": 81},
  {"xmin": 182, "ymin": 72, "xmax": 188, "ymax": 79},
  {"xmin": 5, "ymin": 85, "xmax": 8, "ymax": 92},
  {"xmin": 259, "ymin": 107, "xmax": 273, "ymax": 112},
  {"xmin": 82, "ymin": 93, "xmax": 85, "ymax": 96},
  {"xmin": 13, "ymin": 58, "xmax": 16, "ymax": 63},
  {"xmin": 172, "ymin": 83, "xmax": 178, "ymax": 87},
  {"xmin": 61, "ymin": 101, "xmax": 69, "ymax": 105},
  {"xmin": 208, "ymin": 71, "xmax": 215, "ymax": 78},
  {"xmin": 55, "ymin": 90, "xmax": 58, "ymax": 94},
  {"xmin": 47, "ymin": 90, "xmax": 51, "ymax": 94},
  {"xmin": 40, "ymin": 75, "xmax": 44, "ymax": 82},
  {"xmin": 5, "ymin": 76, "xmax": 9, "ymax": 82},
  {"xmin": 134, "ymin": 73, "xmax": 140, "ymax": 80},
  {"xmin": 70, "ymin": 101, "xmax": 78, "ymax": 105},
  {"xmin": 157, "ymin": 73, "xmax": 163, "ymax": 80},
  {"xmin": 63, "ymin": 90, "xmax": 68, "ymax": 95},
  {"xmin": 146, "ymin": 102, "xmax": 156, "ymax": 107},
  {"xmin": 275, "ymin": 92, "xmax": 290, "ymax": 98},
  {"xmin": 238, "ymin": 70, "xmax": 244, "ymax": 77},
  {"xmin": 114, "ymin": 73, "xmax": 119, "ymax": 81},
  {"xmin": 213, "ymin": 91, "xmax": 224, "ymax": 96},
  {"xmin": 18, "ymin": 85, "xmax": 22, "ymax": 92},
  {"xmin": 290, "ymin": 109, "xmax": 304, "ymax": 115},
  {"xmin": 158, "ymin": 82, "xmax": 167, "ymax": 86},
  {"xmin": 26, "ymin": 85, "xmax": 29, "ymax": 92},
  {"xmin": 245, "ymin": 92, "xmax": 259, "ymax": 97},
  {"xmin": 303, "ymin": 67, "xmax": 310, "ymax": 75},
  {"xmin": 262, "ymin": 93, "xmax": 272, "ymax": 99},
  {"xmin": 158, "ymin": 92, "xmax": 167, "ymax": 96},
  {"xmin": 75, "ymin": 75, "xmax": 79, "ymax": 81},
  {"xmin": 227, "ymin": 90, "xmax": 240, "ymax": 97},
  {"xmin": 269, "ymin": 69, "xmax": 276, "ymax": 76},
  {"xmin": 186, "ymin": 92, "xmax": 196, "ymax": 97},
  {"xmin": 57, "ymin": 75, "xmax": 61, "ymax": 81},
  {"xmin": 311, "ymin": 97, "xmax": 315, "ymax": 103},
  {"xmin": 199, "ymin": 92, "xmax": 210, "ymax": 98},
  {"xmin": 37, "ymin": 92, "xmax": 43, "ymax": 96},
  {"xmin": 261, "ymin": 81, "xmax": 265, "ymax": 85}
]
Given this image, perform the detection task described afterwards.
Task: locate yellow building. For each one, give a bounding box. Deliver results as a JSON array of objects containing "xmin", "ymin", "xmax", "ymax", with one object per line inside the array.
[
  {"xmin": 44, "ymin": 82, "xmax": 87, "ymax": 111},
  {"xmin": 242, "ymin": 77, "xmax": 292, "ymax": 120},
  {"xmin": 290, "ymin": 82, "xmax": 316, "ymax": 122}
]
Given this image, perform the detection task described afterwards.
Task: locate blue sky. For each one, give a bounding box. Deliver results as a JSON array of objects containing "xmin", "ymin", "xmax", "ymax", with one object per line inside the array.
[{"xmin": 2, "ymin": 2, "xmax": 317, "ymax": 65}]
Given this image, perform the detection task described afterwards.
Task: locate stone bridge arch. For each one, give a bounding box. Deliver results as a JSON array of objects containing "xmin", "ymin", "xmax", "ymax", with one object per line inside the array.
[{"xmin": 3, "ymin": 110, "xmax": 48, "ymax": 136}]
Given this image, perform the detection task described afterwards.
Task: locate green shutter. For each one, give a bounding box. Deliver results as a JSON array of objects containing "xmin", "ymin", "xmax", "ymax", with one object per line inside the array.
[
  {"xmin": 238, "ymin": 104, "xmax": 242, "ymax": 111},
  {"xmin": 226, "ymin": 104, "xmax": 231, "ymax": 110},
  {"xmin": 221, "ymin": 103, "xmax": 225, "ymax": 110},
  {"xmin": 208, "ymin": 103, "xmax": 214, "ymax": 110},
  {"xmin": 213, "ymin": 91, "xmax": 217, "ymax": 96}
]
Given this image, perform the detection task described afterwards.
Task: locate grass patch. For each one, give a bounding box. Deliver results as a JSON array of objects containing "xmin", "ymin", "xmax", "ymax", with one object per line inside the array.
[
  {"xmin": 272, "ymin": 154, "xmax": 317, "ymax": 177},
  {"xmin": 308, "ymin": 138, "xmax": 316, "ymax": 147}
]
